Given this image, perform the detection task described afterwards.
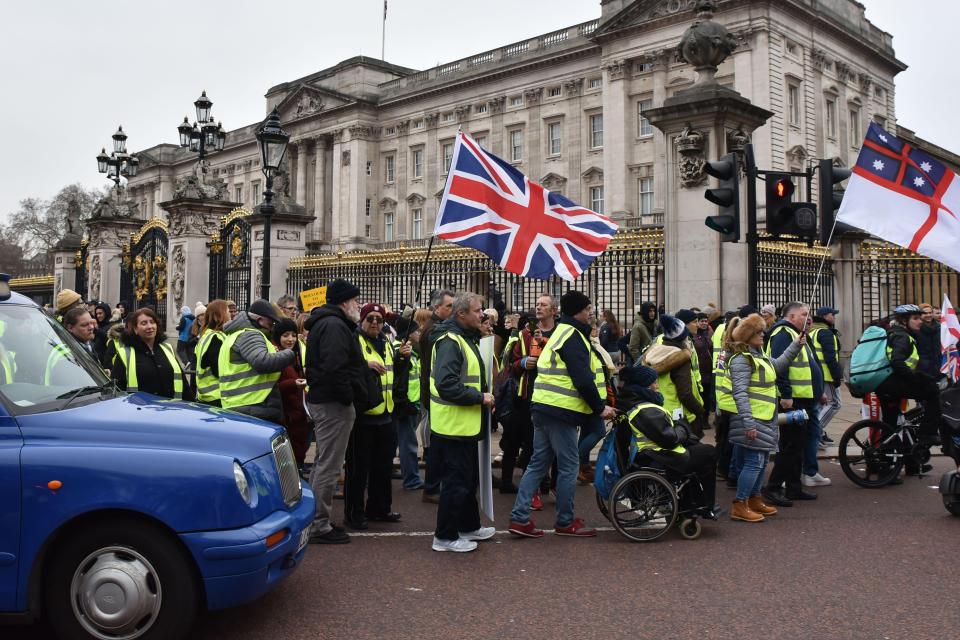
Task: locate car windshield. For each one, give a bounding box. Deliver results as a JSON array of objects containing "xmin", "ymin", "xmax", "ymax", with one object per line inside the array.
[{"xmin": 0, "ymin": 302, "xmax": 111, "ymax": 414}]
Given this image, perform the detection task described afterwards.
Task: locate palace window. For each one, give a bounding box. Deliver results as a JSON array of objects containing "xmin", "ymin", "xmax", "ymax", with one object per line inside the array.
[
  {"xmin": 589, "ymin": 114, "xmax": 603, "ymax": 149},
  {"xmin": 788, "ymin": 84, "xmax": 801, "ymax": 125},
  {"xmin": 442, "ymin": 142, "xmax": 454, "ymax": 173},
  {"xmin": 589, "ymin": 77, "xmax": 602, "ymax": 89},
  {"xmin": 547, "ymin": 122, "xmax": 562, "ymax": 156},
  {"xmin": 366, "ymin": 161, "xmax": 372, "ymax": 176},
  {"xmin": 385, "ymin": 155, "xmax": 395, "ymax": 183},
  {"xmin": 475, "ymin": 104, "xmax": 488, "ymax": 114},
  {"xmin": 638, "ymin": 99, "xmax": 653, "ymax": 137},
  {"xmin": 365, "ymin": 198, "xmax": 371, "ymax": 216},
  {"xmin": 825, "ymin": 98, "xmax": 837, "ymax": 139},
  {"xmin": 412, "ymin": 148, "xmax": 423, "ymax": 178},
  {"xmin": 639, "ymin": 178, "xmax": 654, "ymax": 217},
  {"xmin": 412, "ymin": 208, "xmax": 423, "ymax": 239},
  {"xmin": 510, "ymin": 95, "xmax": 523, "ymax": 107},
  {"xmin": 252, "ymin": 181, "xmax": 260, "ymax": 204},
  {"xmin": 590, "ymin": 186, "xmax": 604, "ymax": 214},
  {"xmin": 384, "ymin": 212, "xmax": 394, "ymax": 241},
  {"xmin": 548, "ymin": 86, "xmax": 562, "ymax": 98},
  {"xmin": 849, "ymin": 106, "xmax": 862, "ymax": 147},
  {"xmin": 235, "ymin": 185, "xmax": 242, "ymax": 204},
  {"xmin": 510, "ymin": 129, "xmax": 523, "ymax": 162}
]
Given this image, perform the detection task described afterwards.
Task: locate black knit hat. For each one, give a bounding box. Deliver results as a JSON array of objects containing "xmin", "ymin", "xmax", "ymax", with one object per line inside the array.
[
  {"xmin": 738, "ymin": 304, "xmax": 759, "ymax": 318},
  {"xmin": 560, "ymin": 290, "xmax": 591, "ymax": 317},
  {"xmin": 675, "ymin": 308, "xmax": 698, "ymax": 324},
  {"xmin": 248, "ymin": 299, "xmax": 281, "ymax": 323},
  {"xmin": 327, "ymin": 278, "xmax": 360, "ymax": 305},
  {"xmin": 272, "ymin": 318, "xmax": 298, "ymax": 343}
]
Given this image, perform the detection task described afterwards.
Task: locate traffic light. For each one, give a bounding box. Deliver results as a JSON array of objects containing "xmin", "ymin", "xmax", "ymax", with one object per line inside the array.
[
  {"xmin": 703, "ymin": 152, "xmax": 740, "ymax": 242},
  {"xmin": 765, "ymin": 173, "xmax": 817, "ymax": 238},
  {"xmin": 818, "ymin": 159, "xmax": 852, "ymax": 245}
]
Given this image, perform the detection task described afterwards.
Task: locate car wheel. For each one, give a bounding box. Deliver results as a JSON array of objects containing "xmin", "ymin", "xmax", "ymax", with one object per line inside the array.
[{"xmin": 44, "ymin": 519, "xmax": 198, "ymax": 640}]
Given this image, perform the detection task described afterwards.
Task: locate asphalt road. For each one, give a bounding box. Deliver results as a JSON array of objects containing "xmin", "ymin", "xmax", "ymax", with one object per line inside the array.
[{"xmin": 10, "ymin": 457, "xmax": 960, "ymax": 640}]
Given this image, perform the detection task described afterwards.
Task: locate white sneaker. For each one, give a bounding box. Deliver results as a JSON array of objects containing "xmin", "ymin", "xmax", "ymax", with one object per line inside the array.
[
  {"xmin": 432, "ymin": 537, "xmax": 478, "ymax": 552},
  {"xmin": 802, "ymin": 473, "xmax": 832, "ymax": 487},
  {"xmin": 460, "ymin": 527, "xmax": 496, "ymax": 541}
]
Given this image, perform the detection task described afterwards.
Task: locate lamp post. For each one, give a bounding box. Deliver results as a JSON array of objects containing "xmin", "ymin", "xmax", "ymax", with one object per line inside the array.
[
  {"xmin": 96, "ymin": 126, "xmax": 139, "ymax": 194},
  {"xmin": 254, "ymin": 107, "xmax": 289, "ymax": 301},
  {"xmin": 176, "ymin": 90, "xmax": 226, "ymax": 174}
]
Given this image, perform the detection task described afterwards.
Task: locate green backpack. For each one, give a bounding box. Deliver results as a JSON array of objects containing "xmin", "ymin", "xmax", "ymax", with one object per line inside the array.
[{"xmin": 848, "ymin": 326, "xmax": 892, "ymax": 397}]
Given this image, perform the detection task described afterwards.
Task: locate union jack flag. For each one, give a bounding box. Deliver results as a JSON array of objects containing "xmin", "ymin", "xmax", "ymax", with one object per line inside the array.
[
  {"xmin": 942, "ymin": 294, "xmax": 960, "ymax": 382},
  {"xmin": 434, "ymin": 132, "xmax": 618, "ymax": 281}
]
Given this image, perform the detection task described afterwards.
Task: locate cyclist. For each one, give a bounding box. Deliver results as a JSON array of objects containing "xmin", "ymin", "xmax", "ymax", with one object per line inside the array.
[{"xmin": 875, "ymin": 304, "xmax": 942, "ymax": 474}]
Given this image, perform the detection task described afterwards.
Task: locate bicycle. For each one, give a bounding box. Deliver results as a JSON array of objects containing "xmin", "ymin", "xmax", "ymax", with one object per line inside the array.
[{"xmin": 837, "ymin": 404, "xmax": 933, "ymax": 488}]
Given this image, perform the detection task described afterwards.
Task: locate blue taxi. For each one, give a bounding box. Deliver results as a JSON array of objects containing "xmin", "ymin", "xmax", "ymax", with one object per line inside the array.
[{"xmin": 0, "ymin": 275, "xmax": 315, "ymax": 639}]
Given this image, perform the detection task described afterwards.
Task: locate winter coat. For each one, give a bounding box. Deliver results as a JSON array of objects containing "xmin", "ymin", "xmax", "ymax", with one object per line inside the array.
[
  {"xmin": 887, "ymin": 322, "xmax": 930, "ymax": 381},
  {"xmin": 430, "ymin": 318, "xmax": 489, "ymax": 441},
  {"xmin": 419, "ymin": 313, "xmax": 445, "ymax": 410},
  {"xmin": 691, "ymin": 328, "xmax": 714, "ymax": 384},
  {"xmin": 916, "ymin": 320, "xmax": 942, "ymax": 378},
  {"xmin": 767, "ymin": 319, "xmax": 824, "ymax": 401},
  {"xmin": 628, "ymin": 302, "xmax": 661, "ymax": 361},
  {"xmin": 811, "ymin": 318, "xmax": 843, "ymax": 383},
  {"xmin": 177, "ymin": 312, "xmax": 195, "ymax": 343},
  {"xmin": 598, "ymin": 321, "xmax": 620, "ymax": 352},
  {"xmin": 275, "ymin": 345, "xmax": 309, "ymax": 435},
  {"xmin": 303, "ymin": 304, "xmax": 367, "ymax": 406},
  {"xmin": 658, "ymin": 335, "xmax": 706, "ymax": 432},
  {"xmin": 728, "ymin": 339, "xmax": 802, "ymax": 452},
  {"xmin": 111, "ymin": 334, "xmax": 192, "ymax": 401},
  {"xmin": 531, "ymin": 315, "xmax": 606, "ymax": 423},
  {"xmin": 222, "ymin": 312, "xmax": 295, "ymax": 421}
]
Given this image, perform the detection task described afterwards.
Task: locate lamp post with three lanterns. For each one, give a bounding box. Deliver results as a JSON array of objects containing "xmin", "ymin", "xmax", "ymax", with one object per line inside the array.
[
  {"xmin": 96, "ymin": 126, "xmax": 138, "ymax": 192},
  {"xmin": 176, "ymin": 90, "xmax": 226, "ymax": 173}
]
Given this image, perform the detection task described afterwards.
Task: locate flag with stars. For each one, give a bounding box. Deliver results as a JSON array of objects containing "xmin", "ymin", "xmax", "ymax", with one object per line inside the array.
[{"xmin": 837, "ymin": 122, "xmax": 960, "ymax": 272}]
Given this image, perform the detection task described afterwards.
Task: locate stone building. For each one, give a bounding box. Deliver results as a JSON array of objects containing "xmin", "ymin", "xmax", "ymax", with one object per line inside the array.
[{"xmin": 127, "ymin": 0, "xmax": 904, "ymax": 251}]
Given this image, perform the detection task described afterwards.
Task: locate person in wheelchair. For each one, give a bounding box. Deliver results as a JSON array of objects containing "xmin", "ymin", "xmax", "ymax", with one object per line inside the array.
[
  {"xmin": 622, "ymin": 364, "xmax": 719, "ymax": 519},
  {"xmin": 876, "ymin": 304, "xmax": 943, "ymax": 474}
]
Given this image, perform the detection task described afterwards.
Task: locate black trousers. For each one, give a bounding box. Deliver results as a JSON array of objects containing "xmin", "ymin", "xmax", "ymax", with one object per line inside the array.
[
  {"xmin": 641, "ymin": 443, "xmax": 718, "ymax": 510},
  {"xmin": 767, "ymin": 400, "xmax": 813, "ymax": 494},
  {"xmin": 344, "ymin": 420, "xmax": 395, "ymax": 522},
  {"xmin": 434, "ymin": 436, "xmax": 482, "ymax": 541},
  {"xmin": 876, "ymin": 373, "xmax": 942, "ymax": 437},
  {"xmin": 716, "ymin": 411, "xmax": 733, "ymax": 479},
  {"xmin": 499, "ymin": 399, "xmax": 536, "ymax": 486},
  {"xmin": 423, "ymin": 421, "xmax": 443, "ymax": 495}
]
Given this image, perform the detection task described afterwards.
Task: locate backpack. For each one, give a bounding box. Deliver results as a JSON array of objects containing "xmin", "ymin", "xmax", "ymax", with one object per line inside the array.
[
  {"xmin": 848, "ymin": 326, "xmax": 893, "ymax": 397},
  {"xmin": 593, "ymin": 419, "xmax": 637, "ymax": 501},
  {"xmin": 493, "ymin": 367, "xmax": 518, "ymax": 427}
]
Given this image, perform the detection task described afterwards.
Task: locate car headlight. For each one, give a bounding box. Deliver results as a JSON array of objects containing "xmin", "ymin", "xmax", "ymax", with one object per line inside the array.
[{"xmin": 234, "ymin": 461, "xmax": 252, "ymax": 505}]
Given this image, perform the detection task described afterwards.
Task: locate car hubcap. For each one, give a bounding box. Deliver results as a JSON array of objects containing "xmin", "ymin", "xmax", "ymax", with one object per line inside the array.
[{"xmin": 70, "ymin": 546, "xmax": 162, "ymax": 640}]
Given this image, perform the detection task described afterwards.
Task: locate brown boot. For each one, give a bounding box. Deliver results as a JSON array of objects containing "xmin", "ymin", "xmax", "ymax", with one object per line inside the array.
[
  {"xmin": 577, "ymin": 464, "xmax": 594, "ymax": 484},
  {"xmin": 731, "ymin": 500, "xmax": 765, "ymax": 522},
  {"xmin": 747, "ymin": 495, "xmax": 778, "ymax": 516}
]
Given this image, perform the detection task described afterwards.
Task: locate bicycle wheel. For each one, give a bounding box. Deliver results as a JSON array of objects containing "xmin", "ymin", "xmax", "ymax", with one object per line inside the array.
[
  {"xmin": 838, "ymin": 420, "xmax": 904, "ymax": 487},
  {"xmin": 595, "ymin": 488, "xmax": 610, "ymax": 519},
  {"xmin": 608, "ymin": 470, "xmax": 678, "ymax": 542}
]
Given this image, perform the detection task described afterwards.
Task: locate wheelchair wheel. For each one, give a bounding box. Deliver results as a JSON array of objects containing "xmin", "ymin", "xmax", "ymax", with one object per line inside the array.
[
  {"xmin": 943, "ymin": 496, "xmax": 960, "ymax": 517},
  {"xmin": 838, "ymin": 420, "xmax": 903, "ymax": 488},
  {"xmin": 595, "ymin": 489, "xmax": 609, "ymax": 519},
  {"xmin": 608, "ymin": 471, "xmax": 678, "ymax": 542},
  {"xmin": 679, "ymin": 518, "xmax": 702, "ymax": 540}
]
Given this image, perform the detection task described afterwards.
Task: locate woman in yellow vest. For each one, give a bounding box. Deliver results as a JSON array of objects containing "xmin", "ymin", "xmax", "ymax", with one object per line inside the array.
[
  {"xmin": 111, "ymin": 308, "xmax": 188, "ymax": 400},
  {"xmin": 653, "ymin": 314, "xmax": 707, "ymax": 437},
  {"xmin": 194, "ymin": 300, "xmax": 230, "ymax": 407},
  {"xmin": 725, "ymin": 313, "xmax": 803, "ymax": 522}
]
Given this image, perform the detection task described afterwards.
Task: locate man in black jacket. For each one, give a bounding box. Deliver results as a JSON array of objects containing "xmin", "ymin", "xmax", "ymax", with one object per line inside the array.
[{"xmin": 305, "ymin": 278, "xmax": 367, "ymax": 544}]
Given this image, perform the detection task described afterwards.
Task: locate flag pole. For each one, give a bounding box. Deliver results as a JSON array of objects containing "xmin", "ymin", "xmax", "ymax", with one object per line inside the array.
[
  {"xmin": 804, "ymin": 213, "xmax": 840, "ymax": 317},
  {"xmin": 381, "ymin": 0, "xmax": 387, "ymax": 60}
]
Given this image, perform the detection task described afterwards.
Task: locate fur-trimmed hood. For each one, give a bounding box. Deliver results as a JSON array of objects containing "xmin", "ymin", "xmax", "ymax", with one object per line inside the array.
[{"xmin": 729, "ymin": 313, "xmax": 767, "ymax": 345}]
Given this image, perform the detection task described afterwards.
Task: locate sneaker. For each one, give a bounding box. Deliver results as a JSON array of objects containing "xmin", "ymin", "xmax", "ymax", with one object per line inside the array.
[
  {"xmin": 432, "ymin": 537, "xmax": 478, "ymax": 552},
  {"xmin": 802, "ymin": 473, "xmax": 832, "ymax": 487},
  {"xmin": 422, "ymin": 491, "xmax": 440, "ymax": 504},
  {"xmin": 531, "ymin": 490, "xmax": 543, "ymax": 511},
  {"xmin": 821, "ymin": 434, "xmax": 835, "ymax": 444},
  {"xmin": 460, "ymin": 526, "xmax": 496, "ymax": 541},
  {"xmin": 508, "ymin": 520, "xmax": 544, "ymax": 538},
  {"xmin": 817, "ymin": 442, "xmax": 828, "ymax": 451},
  {"xmin": 309, "ymin": 527, "xmax": 351, "ymax": 544},
  {"xmin": 555, "ymin": 517, "xmax": 597, "ymax": 537}
]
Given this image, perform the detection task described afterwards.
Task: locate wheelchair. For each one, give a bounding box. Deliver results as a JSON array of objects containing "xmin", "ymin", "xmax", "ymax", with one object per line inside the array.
[{"xmin": 594, "ymin": 414, "xmax": 707, "ymax": 542}]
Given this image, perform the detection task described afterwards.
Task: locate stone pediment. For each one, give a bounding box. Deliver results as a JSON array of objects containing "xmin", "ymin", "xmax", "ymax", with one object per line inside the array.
[
  {"xmin": 786, "ymin": 145, "xmax": 808, "ymax": 165},
  {"xmin": 540, "ymin": 172, "xmax": 567, "ymax": 191},
  {"xmin": 379, "ymin": 197, "xmax": 397, "ymax": 210},
  {"xmin": 581, "ymin": 166, "xmax": 604, "ymax": 182},
  {"xmin": 593, "ymin": 0, "xmax": 698, "ymax": 39},
  {"xmin": 275, "ymin": 84, "xmax": 354, "ymax": 121},
  {"xmin": 406, "ymin": 192, "xmax": 425, "ymax": 206}
]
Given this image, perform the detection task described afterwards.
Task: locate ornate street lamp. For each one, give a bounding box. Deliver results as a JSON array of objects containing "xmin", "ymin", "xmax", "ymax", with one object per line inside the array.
[
  {"xmin": 176, "ymin": 90, "xmax": 227, "ymax": 173},
  {"xmin": 96, "ymin": 125, "xmax": 138, "ymax": 193},
  {"xmin": 254, "ymin": 107, "xmax": 289, "ymax": 300}
]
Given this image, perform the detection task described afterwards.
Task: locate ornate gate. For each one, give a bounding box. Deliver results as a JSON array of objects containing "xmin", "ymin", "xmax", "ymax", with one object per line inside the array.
[
  {"xmin": 74, "ymin": 240, "xmax": 88, "ymax": 300},
  {"xmin": 127, "ymin": 218, "xmax": 169, "ymax": 327},
  {"xmin": 209, "ymin": 207, "xmax": 252, "ymax": 310}
]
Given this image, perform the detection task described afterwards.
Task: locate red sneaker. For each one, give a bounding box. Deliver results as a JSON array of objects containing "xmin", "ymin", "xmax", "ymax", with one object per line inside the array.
[
  {"xmin": 508, "ymin": 520, "xmax": 544, "ymax": 538},
  {"xmin": 555, "ymin": 518, "xmax": 597, "ymax": 537},
  {"xmin": 531, "ymin": 490, "xmax": 543, "ymax": 511}
]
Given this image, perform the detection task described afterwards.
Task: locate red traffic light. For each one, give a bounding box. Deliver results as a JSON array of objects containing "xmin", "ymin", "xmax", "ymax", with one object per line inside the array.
[{"xmin": 775, "ymin": 178, "xmax": 794, "ymax": 198}]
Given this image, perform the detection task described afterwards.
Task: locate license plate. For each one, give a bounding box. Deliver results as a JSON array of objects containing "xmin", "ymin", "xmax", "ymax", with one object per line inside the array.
[{"xmin": 297, "ymin": 527, "xmax": 310, "ymax": 553}]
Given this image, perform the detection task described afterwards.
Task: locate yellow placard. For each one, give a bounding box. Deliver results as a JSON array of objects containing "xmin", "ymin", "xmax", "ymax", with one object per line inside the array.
[{"xmin": 300, "ymin": 286, "xmax": 327, "ymax": 312}]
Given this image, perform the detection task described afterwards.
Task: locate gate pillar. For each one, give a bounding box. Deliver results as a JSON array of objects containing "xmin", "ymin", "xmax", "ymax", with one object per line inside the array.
[
  {"xmin": 161, "ymin": 196, "xmax": 240, "ymax": 332},
  {"xmin": 85, "ymin": 201, "xmax": 142, "ymax": 307},
  {"xmin": 248, "ymin": 180, "xmax": 311, "ymax": 302}
]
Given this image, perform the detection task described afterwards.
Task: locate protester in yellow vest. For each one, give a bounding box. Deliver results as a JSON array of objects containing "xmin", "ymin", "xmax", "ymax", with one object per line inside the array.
[
  {"xmin": 429, "ymin": 292, "xmax": 495, "ymax": 553},
  {"xmin": 218, "ymin": 299, "xmax": 295, "ymax": 422},
  {"xmin": 111, "ymin": 308, "xmax": 187, "ymax": 400},
  {"xmin": 393, "ymin": 317, "xmax": 424, "ymax": 491},
  {"xmin": 809, "ymin": 306, "xmax": 843, "ymax": 448},
  {"xmin": 194, "ymin": 300, "xmax": 230, "ymax": 406},
  {"xmin": 509, "ymin": 290, "xmax": 615, "ymax": 540},
  {"xmin": 724, "ymin": 313, "xmax": 803, "ymax": 522},
  {"xmin": 653, "ymin": 314, "xmax": 707, "ymax": 436}
]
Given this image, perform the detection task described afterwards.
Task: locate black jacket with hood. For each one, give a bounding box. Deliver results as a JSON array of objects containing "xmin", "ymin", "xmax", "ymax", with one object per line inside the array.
[
  {"xmin": 304, "ymin": 303, "xmax": 368, "ymax": 406},
  {"xmin": 531, "ymin": 315, "xmax": 606, "ymax": 423}
]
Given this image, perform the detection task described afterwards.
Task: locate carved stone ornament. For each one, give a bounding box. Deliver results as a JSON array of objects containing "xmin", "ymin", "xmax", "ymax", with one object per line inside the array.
[
  {"xmin": 540, "ymin": 172, "xmax": 568, "ymax": 192},
  {"xmin": 727, "ymin": 127, "xmax": 750, "ymax": 154},
  {"xmin": 605, "ymin": 59, "xmax": 627, "ymax": 80},
  {"xmin": 488, "ymin": 97, "xmax": 506, "ymax": 113},
  {"xmin": 295, "ymin": 90, "xmax": 325, "ymax": 117},
  {"xmin": 811, "ymin": 48, "xmax": 827, "ymax": 71},
  {"xmin": 786, "ymin": 144, "xmax": 809, "ymax": 166},
  {"xmin": 675, "ymin": 124, "xmax": 708, "ymax": 188},
  {"xmin": 331, "ymin": 128, "xmax": 345, "ymax": 144},
  {"xmin": 677, "ymin": 0, "xmax": 738, "ymax": 87},
  {"xmin": 858, "ymin": 72, "xmax": 873, "ymax": 92},
  {"xmin": 255, "ymin": 257, "xmax": 263, "ymax": 292},
  {"xmin": 523, "ymin": 88, "xmax": 543, "ymax": 105},
  {"xmin": 174, "ymin": 168, "xmax": 227, "ymax": 200},
  {"xmin": 171, "ymin": 245, "xmax": 185, "ymax": 312},
  {"xmin": 835, "ymin": 60, "xmax": 853, "ymax": 83},
  {"xmin": 563, "ymin": 78, "xmax": 585, "ymax": 96},
  {"xmin": 89, "ymin": 255, "xmax": 101, "ymax": 301},
  {"xmin": 341, "ymin": 150, "xmax": 351, "ymax": 167},
  {"xmin": 90, "ymin": 193, "xmax": 138, "ymax": 219},
  {"xmin": 88, "ymin": 225, "xmax": 131, "ymax": 249},
  {"xmin": 169, "ymin": 211, "xmax": 220, "ymax": 238},
  {"xmin": 454, "ymin": 104, "xmax": 472, "ymax": 121},
  {"xmin": 277, "ymin": 229, "xmax": 301, "ymax": 242}
]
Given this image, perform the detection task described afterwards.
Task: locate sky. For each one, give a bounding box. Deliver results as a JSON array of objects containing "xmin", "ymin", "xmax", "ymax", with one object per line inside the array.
[{"xmin": 0, "ymin": 0, "xmax": 954, "ymax": 222}]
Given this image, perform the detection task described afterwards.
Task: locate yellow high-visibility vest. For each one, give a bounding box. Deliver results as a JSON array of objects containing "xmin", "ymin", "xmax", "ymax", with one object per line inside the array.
[
  {"xmin": 430, "ymin": 332, "xmax": 483, "ymax": 437},
  {"xmin": 531, "ymin": 323, "xmax": 605, "ymax": 414}
]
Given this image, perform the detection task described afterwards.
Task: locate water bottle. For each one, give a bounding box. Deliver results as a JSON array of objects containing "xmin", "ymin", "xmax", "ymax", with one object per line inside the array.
[{"xmin": 777, "ymin": 408, "xmax": 809, "ymax": 426}]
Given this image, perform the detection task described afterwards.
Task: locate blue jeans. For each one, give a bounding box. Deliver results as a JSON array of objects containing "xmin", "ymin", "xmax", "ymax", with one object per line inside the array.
[
  {"xmin": 395, "ymin": 413, "xmax": 423, "ymax": 489},
  {"xmin": 732, "ymin": 445, "xmax": 769, "ymax": 501},
  {"xmin": 510, "ymin": 410, "xmax": 581, "ymax": 528},
  {"xmin": 802, "ymin": 405, "xmax": 823, "ymax": 477},
  {"xmin": 818, "ymin": 383, "xmax": 842, "ymax": 431},
  {"xmin": 577, "ymin": 415, "xmax": 606, "ymax": 465}
]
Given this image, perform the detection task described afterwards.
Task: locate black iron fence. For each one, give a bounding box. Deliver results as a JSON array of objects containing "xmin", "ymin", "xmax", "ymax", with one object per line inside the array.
[
  {"xmin": 288, "ymin": 230, "xmax": 665, "ymax": 326},
  {"xmin": 857, "ymin": 242, "xmax": 959, "ymax": 327},
  {"xmin": 209, "ymin": 208, "xmax": 253, "ymax": 310},
  {"xmin": 756, "ymin": 240, "xmax": 834, "ymax": 312}
]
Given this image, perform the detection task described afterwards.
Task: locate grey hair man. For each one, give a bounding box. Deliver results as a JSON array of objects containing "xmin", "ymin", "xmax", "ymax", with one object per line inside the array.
[{"xmin": 276, "ymin": 294, "xmax": 299, "ymax": 319}]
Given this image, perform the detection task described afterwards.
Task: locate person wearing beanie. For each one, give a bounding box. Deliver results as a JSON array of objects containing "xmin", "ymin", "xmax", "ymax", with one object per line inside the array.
[
  {"xmin": 691, "ymin": 312, "xmax": 715, "ymax": 420},
  {"xmin": 342, "ymin": 301, "xmax": 406, "ymax": 530},
  {"xmin": 219, "ymin": 298, "xmax": 296, "ymax": 422},
  {"xmin": 762, "ymin": 302, "xmax": 824, "ymax": 506},
  {"xmin": 624, "ymin": 365, "xmax": 719, "ymax": 518},
  {"xmin": 303, "ymin": 279, "xmax": 367, "ymax": 544},
  {"xmin": 628, "ymin": 301, "xmax": 661, "ymax": 362},
  {"xmin": 55, "ymin": 289, "xmax": 83, "ymax": 321},
  {"xmin": 176, "ymin": 305, "xmax": 197, "ymax": 363},
  {"xmin": 651, "ymin": 314, "xmax": 708, "ymax": 438},
  {"xmin": 272, "ymin": 317, "xmax": 310, "ymax": 467},
  {"xmin": 760, "ymin": 304, "xmax": 777, "ymax": 329},
  {"xmin": 724, "ymin": 313, "xmax": 804, "ymax": 521},
  {"xmin": 509, "ymin": 290, "xmax": 615, "ymax": 540}
]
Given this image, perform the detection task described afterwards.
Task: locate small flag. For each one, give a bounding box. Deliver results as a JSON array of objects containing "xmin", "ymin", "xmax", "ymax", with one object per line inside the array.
[
  {"xmin": 942, "ymin": 294, "xmax": 960, "ymax": 382},
  {"xmin": 434, "ymin": 132, "xmax": 618, "ymax": 281},
  {"xmin": 837, "ymin": 122, "xmax": 960, "ymax": 272}
]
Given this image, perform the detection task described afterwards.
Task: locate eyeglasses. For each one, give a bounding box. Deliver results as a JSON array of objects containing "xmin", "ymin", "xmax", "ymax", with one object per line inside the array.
[
  {"xmin": 283, "ymin": 306, "xmax": 297, "ymax": 312},
  {"xmin": 364, "ymin": 316, "xmax": 384, "ymax": 324}
]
